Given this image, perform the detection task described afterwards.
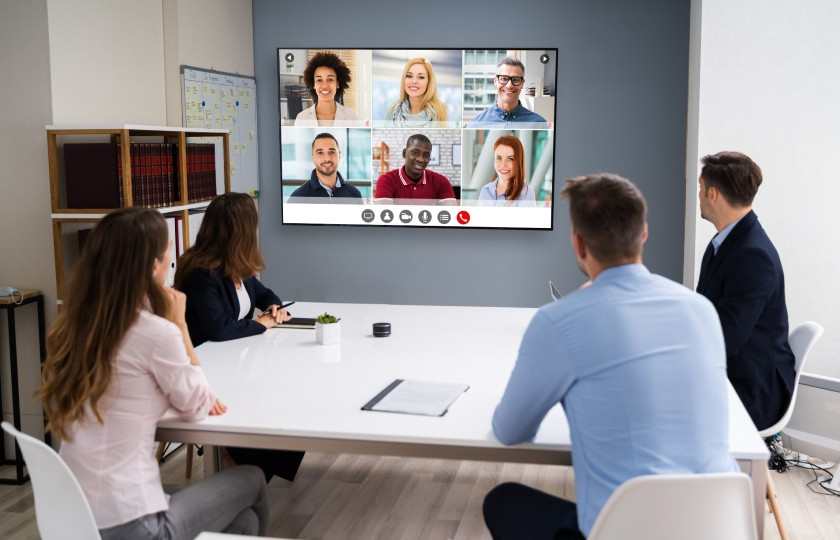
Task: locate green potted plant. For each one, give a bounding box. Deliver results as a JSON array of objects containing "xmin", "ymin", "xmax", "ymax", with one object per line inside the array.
[{"xmin": 315, "ymin": 312, "xmax": 341, "ymax": 345}]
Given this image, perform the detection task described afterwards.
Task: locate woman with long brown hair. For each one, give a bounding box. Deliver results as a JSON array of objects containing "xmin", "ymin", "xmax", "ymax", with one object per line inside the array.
[
  {"xmin": 175, "ymin": 192, "xmax": 304, "ymax": 483},
  {"xmin": 38, "ymin": 207, "xmax": 268, "ymax": 539},
  {"xmin": 477, "ymin": 135, "xmax": 537, "ymax": 207},
  {"xmin": 175, "ymin": 192, "xmax": 292, "ymax": 345}
]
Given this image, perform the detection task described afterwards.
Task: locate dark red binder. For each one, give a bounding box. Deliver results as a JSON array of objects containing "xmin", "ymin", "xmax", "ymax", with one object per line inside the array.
[{"xmin": 64, "ymin": 143, "xmax": 121, "ymax": 209}]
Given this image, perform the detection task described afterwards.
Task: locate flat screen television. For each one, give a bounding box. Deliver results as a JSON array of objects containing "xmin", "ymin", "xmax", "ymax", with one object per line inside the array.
[{"xmin": 278, "ymin": 48, "xmax": 557, "ymax": 229}]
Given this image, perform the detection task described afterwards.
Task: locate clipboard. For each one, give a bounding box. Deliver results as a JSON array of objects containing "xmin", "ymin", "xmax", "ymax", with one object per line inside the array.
[{"xmin": 361, "ymin": 379, "xmax": 469, "ymax": 417}]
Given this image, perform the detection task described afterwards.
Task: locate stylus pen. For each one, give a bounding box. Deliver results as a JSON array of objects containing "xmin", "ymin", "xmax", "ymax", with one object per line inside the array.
[{"xmin": 262, "ymin": 302, "xmax": 294, "ymax": 316}]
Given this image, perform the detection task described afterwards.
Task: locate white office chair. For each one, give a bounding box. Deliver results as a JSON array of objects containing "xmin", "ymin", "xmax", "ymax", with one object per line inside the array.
[
  {"xmin": 759, "ymin": 321, "xmax": 824, "ymax": 540},
  {"xmin": 1, "ymin": 422, "xmax": 101, "ymax": 540},
  {"xmin": 587, "ymin": 472, "xmax": 757, "ymax": 540},
  {"xmin": 762, "ymin": 321, "xmax": 824, "ymax": 439}
]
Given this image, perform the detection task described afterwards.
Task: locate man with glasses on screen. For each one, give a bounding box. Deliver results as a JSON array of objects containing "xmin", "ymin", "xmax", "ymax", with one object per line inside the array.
[
  {"xmin": 288, "ymin": 132, "xmax": 363, "ymax": 203},
  {"xmin": 468, "ymin": 57, "xmax": 547, "ymax": 128}
]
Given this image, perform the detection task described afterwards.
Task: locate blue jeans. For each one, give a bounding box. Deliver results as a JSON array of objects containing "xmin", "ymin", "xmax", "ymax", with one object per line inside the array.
[{"xmin": 99, "ymin": 465, "xmax": 268, "ymax": 539}]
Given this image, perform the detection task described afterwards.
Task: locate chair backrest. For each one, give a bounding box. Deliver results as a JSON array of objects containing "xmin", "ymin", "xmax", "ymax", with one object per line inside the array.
[
  {"xmin": 759, "ymin": 320, "xmax": 824, "ymax": 438},
  {"xmin": 588, "ymin": 472, "xmax": 757, "ymax": 540},
  {"xmin": 549, "ymin": 280, "xmax": 561, "ymax": 301},
  {"xmin": 1, "ymin": 422, "xmax": 100, "ymax": 540}
]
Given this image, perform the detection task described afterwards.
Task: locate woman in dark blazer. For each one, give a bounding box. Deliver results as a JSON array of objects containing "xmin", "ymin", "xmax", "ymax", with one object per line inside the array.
[{"xmin": 175, "ymin": 192, "xmax": 304, "ymax": 482}]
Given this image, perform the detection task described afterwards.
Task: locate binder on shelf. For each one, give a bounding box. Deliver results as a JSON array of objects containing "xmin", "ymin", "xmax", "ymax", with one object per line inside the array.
[
  {"xmin": 131, "ymin": 143, "xmax": 142, "ymax": 208},
  {"xmin": 64, "ymin": 143, "xmax": 122, "ymax": 209},
  {"xmin": 171, "ymin": 143, "xmax": 181, "ymax": 203},
  {"xmin": 173, "ymin": 215, "xmax": 183, "ymax": 258},
  {"xmin": 165, "ymin": 216, "xmax": 179, "ymax": 286},
  {"xmin": 77, "ymin": 227, "xmax": 93, "ymax": 254},
  {"xmin": 187, "ymin": 210, "xmax": 205, "ymax": 248},
  {"xmin": 116, "ymin": 143, "xmax": 125, "ymax": 207}
]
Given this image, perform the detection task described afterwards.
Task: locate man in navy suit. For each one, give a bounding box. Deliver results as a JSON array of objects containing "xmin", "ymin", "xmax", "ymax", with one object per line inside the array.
[{"xmin": 696, "ymin": 151, "xmax": 795, "ymax": 431}]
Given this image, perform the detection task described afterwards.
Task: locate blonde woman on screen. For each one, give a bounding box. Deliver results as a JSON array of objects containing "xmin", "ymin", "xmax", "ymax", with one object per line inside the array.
[
  {"xmin": 478, "ymin": 135, "xmax": 537, "ymax": 207},
  {"xmin": 38, "ymin": 207, "xmax": 268, "ymax": 539},
  {"xmin": 388, "ymin": 57, "xmax": 448, "ymax": 127}
]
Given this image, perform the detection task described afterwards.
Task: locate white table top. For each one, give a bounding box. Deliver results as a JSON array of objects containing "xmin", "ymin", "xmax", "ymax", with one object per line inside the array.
[{"xmin": 157, "ymin": 302, "xmax": 769, "ymax": 463}]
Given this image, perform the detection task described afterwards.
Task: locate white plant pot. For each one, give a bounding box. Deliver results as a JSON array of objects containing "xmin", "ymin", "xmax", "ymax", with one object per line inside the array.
[{"xmin": 315, "ymin": 322, "xmax": 340, "ymax": 345}]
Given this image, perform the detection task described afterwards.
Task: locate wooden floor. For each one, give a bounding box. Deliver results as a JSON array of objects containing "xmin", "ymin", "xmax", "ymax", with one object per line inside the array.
[{"xmin": 2, "ymin": 446, "xmax": 840, "ymax": 539}]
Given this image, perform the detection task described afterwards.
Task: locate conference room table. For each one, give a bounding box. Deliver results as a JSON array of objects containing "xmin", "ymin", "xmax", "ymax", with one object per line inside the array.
[{"xmin": 156, "ymin": 302, "xmax": 770, "ymax": 535}]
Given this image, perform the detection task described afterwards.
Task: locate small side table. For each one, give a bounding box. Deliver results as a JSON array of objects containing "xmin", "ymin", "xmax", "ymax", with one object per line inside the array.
[{"xmin": 0, "ymin": 289, "xmax": 46, "ymax": 485}]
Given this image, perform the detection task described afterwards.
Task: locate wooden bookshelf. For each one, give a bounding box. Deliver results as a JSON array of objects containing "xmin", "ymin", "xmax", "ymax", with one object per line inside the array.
[{"xmin": 46, "ymin": 125, "xmax": 231, "ymax": 303}]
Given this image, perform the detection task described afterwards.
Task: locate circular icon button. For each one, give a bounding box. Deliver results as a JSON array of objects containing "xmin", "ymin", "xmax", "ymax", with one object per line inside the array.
[
  {"xmin": 361, "ymin": 209, "xmax": 375, "ymax": 223},
  {"xmin": 285, "ymin": 53, "xmax": 295, "ymax": 63},
  {"xmin": 399, "ymin": 210, "xmax": 413, "ymax": 224},
  {"xmin": 437, "ymin": 210, "xmax": 451, "ymax": 224},
  {"xmin": 418, "ymin": 210, "xmax": 432, "ymax": 224},
  {"xmin": 456, "ymin": 210, "xmax": 471, "ymax": 225},
  {"xmin": 540, "ymin": 54, "xmax": 550, "ymax": 64},
  {"xmin": 380, "ymin": 209, "xmax": 394, "ymax": 223}
]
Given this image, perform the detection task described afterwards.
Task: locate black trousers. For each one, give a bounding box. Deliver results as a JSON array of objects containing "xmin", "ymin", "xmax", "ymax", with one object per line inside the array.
[
  {"xmin": 483, "ymin": 482, "xmax": 586, "ymax": 540},
  {"xmin": 226, "ymin": 447, "xmax": 305, "ymax": 482}
]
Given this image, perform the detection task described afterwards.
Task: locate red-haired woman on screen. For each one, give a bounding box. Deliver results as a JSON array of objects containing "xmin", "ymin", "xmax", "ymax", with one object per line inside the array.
[{"xmin": 477, "ymin": 135, "xmax": 537, "ymax": 207}]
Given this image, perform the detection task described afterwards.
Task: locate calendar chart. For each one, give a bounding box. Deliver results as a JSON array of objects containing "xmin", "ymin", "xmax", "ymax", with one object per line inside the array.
[{"xmin": 182, "ymin": 66, "xmax": 259, "ymax": 194}]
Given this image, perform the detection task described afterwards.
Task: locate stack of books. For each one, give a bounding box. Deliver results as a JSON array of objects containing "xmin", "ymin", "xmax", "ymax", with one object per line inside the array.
[{"xmin": 63, "ymin": 142, "xmax": 217, "ymax": 209}]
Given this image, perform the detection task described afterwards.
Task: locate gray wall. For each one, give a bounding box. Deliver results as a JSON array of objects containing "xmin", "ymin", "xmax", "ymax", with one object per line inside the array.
[{"xmin": 253, "ymin": 0, "xmax": 690, "ymax": 307}]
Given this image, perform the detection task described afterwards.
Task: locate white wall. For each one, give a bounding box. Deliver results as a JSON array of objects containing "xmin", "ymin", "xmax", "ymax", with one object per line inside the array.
[
  {"xmin": 163, "ymin": 0, "xmax": 254, "ymax": 125},
  {"xmin": 686, "ymin": 0, "xmax": 840, "ymax": 378},
  {"xmin": 0, "ymin": 0, "xmax": 54, "ymax": 446},
  {"xmin": 0, "ymin": 0, "xmax": 254, "ymax": 441},
  {"xmin": 46, "ymin": 0, "xmax": 167, "ymax": 124}
]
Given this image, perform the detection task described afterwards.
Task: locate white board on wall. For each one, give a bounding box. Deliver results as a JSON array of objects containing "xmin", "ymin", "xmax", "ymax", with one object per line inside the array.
[{"xmin": 181, "ymin": 65, "xmax": 259, "ymax": 194}]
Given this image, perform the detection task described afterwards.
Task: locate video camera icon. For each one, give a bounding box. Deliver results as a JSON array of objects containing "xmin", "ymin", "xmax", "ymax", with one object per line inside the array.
[{"xmin": 399, "ymin": 210, "xmax": 413, "ymax": 224}]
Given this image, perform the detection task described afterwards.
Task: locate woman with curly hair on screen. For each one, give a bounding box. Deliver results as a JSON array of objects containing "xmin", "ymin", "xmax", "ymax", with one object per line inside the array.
[
  {"xmin": 295, "ymin": 51, "xmax": 359, "ymax": 126},
  {"xmin": 388, "ymin": 57, "xmax": 448, "ymax": 127}
]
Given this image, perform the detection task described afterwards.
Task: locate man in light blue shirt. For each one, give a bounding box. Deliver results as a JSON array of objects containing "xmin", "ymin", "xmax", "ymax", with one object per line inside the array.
[
  {"xmin": 468, "ymin": 57, "xmax": 548, "ymax": 128},
  {"xmin": 484, "ymin": 173, "xmax": 737, "ymax": 540}
]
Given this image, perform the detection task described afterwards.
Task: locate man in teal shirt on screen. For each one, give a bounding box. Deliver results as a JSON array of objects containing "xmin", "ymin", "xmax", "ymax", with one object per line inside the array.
[{"xmin": 484, "ymin": 173, "xmax": 737, "ymax": 539}]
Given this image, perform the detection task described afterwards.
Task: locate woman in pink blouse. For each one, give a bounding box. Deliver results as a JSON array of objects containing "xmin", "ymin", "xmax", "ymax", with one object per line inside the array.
[{"xmin": 38, "ymin": 208, "xmax": 269, "ymax": 539}]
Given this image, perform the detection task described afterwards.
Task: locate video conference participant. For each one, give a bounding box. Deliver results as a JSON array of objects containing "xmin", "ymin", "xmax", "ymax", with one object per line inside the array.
[
  {"xmin": 696, "ymin": 151, "xmax": 795, "ymax": 431},
  {"xmin": 477, "ymin": 135, "xmax": 537, "ymax": 207},
  {"xmin": 387, "ymin": 57, "xmax": 448, "ymax": 127},
  {"xmin": 38, "ymin": 207, "xmax": 268, "ymax": 539},
  {"xmin": 175, "ymin": 193, "xmax": 305, "ymax": 483},
  {"xmin": 374, "ymin": 134, "xmax": 456, "ymax": 205},
  {"xmin": 295, "ymin": 51, "xmax": 359, "ymax": 127},
  {"xmin": 484, "ymin": 174, "xmax": 736, "ymax": 539},
  {"xmin": 468, "ymin": 57, "xmax": 547, "ymax": 128},
  {"xmin": 288, "ymin": 133, "xmax": 363, "ymax": 203}
]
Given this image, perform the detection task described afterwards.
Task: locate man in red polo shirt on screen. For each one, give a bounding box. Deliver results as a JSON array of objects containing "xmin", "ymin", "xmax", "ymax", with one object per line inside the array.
[{"xmin": 374, "ymin": 134, "xmax": 457, "ymax": 205}]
